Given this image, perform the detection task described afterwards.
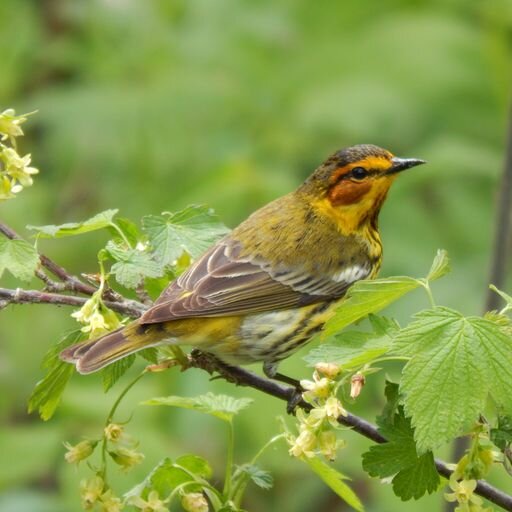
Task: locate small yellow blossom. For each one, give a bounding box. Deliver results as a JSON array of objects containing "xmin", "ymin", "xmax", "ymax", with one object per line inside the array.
[
  {"xmin": 104, "ymin": 423, "xmax": 125, "ymax": 443},
  {"xmin": 128, "ymin": 490, "xmax": 168, "ymax": 512},
  {"xmin": 300, "ymin": 372, "xmax": 331, "ymax": 401},
  {"xmin": 100, "ymin": 490, "xmax": 124, "ymax": 512},
  {"xmin": 0, "ymin": 109, "xmax": 28, "ymax": 142},
  {"xmin": 80, "ymin": 476, "xmax": 104, "ymax": 510},
  {"xmin": 317, "ymin": 430, "xmax": 344, "ymax": 461},
  {"xmin": 64, "ymin": 439, "xmax": 97, "ymax": 465},
  {"xmin": 181, "ymin": 492, "xmax": 209, "ymax": 512},
  {"xmin": 109, "ymin": 447, "xmax": 144, "ymax": 472},
  {"xmin": 445, "ymin": 477, "xmax": 484, "ymax": 511},
  {"xmin": 289, "ymin": 429, "xmax": 317, "ymax": 458},
  {"xmin": 324, "ymin": 396, "xmax": 346, "ymax": 422}
]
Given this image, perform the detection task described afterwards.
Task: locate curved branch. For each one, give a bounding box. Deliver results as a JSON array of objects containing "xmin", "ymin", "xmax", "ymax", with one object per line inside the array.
[
  {"xmin": 0, "ymin": 287, "xmax": 146, "ymax": 317},
  {"xmin": 188, "ymin": 351, "xmax": 512, "ymax": 511}
]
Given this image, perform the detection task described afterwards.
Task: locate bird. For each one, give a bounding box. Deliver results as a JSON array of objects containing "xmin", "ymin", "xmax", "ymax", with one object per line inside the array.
[{"xmin": 61, "ymin": 144, "xmax": 425, "ymax": 382}]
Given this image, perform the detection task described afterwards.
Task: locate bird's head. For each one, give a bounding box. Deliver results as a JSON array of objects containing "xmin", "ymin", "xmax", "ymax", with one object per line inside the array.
[{"xmin": 301, "ymin": 144, "xmax": 425, "ymax": 232}]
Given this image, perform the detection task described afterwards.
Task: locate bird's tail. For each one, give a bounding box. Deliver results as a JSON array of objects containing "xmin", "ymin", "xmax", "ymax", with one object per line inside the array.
[{"xmin": 60, "ymin": 321, "xmax": 172, "ymax": 374}]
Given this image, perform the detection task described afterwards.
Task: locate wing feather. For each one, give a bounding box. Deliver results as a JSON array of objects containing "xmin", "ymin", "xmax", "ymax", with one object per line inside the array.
[{"xmin": 141, "ymin": 237, "xmax": 368, "ymax": 324}]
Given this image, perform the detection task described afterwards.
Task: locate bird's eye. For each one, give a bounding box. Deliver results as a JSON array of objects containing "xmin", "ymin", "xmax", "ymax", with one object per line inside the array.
[{"xmin": 351, "ymin": 167, "xmax": 368, "ymax": 180}]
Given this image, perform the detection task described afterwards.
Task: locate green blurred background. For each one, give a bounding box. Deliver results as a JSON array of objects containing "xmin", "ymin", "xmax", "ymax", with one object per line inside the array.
[{"xmin": 1, "ymin": 0, "xmax": 511, "ymax": 510}]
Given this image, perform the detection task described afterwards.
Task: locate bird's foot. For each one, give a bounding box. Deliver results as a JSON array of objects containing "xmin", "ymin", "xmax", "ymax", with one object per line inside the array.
[{"xmin": 263, "ymin": 362, "xmax": 304, "ymax": 414}]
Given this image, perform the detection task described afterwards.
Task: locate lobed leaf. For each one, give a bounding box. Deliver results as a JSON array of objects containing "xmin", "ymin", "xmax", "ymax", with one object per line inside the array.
[
  {"xmin": 0, "ymin": 238, "xmax": 39, "ymax": 281},
  {"xmin": 394, "ymin": 307, "xmax": 512, "ymax": 453},
  {"xmin": 142, "ymin": 205, "xmax": 229, "ymax": 267},
  {"xmin": 362, "ymin": 382, "xmax": 439, "ymax": 501},
  {"xmin": 27, "ymin": 209, "xmax": 118, "ymax": 238},
  {"xmin": 106, "ymin": 241, "xmax": 162, "ymax": 288},
  {"xmin": 235, "ymin": 464, "xmax": 273, "ymax": 490},
  {"xmin": 142, "ymin": 392, "xmax": 253, "ymax": 422}
]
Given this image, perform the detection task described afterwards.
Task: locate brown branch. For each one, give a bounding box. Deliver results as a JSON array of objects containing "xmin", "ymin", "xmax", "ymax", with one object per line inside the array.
[
  {"xmin": 0, "ymin": 222, "xmax": 124, "ymax": 301},
  {"xmin": 189, "ymin": 351, "xmax": 512, "ymax": 512},
  {"xmin": 0, "ymin": 287, "xmax": 146, "ymax": 317}
]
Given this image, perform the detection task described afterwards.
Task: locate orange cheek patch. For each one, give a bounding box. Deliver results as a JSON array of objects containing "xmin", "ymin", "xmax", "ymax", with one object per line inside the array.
[{"xmin": 328, "ymin": 181, "xmax": 372, "ymax": 206}]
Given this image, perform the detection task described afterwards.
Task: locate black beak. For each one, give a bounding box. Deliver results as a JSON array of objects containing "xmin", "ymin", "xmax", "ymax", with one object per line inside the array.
[{"xmin": 386, "ymin": 157, "xmax": 426, "ymax": 175}]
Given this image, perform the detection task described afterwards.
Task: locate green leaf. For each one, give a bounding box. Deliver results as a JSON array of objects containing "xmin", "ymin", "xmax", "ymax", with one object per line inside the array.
[
  {"xmin": 102, "ymin": 354, "xmax": 135, "ymax": 392},
  {"xmin": 175, "ymin": 454, "xmax": 213, "ymax": 479},
  {"xmin": 27, "ymin": 209, "xmax": 118, "ymax": 238},
  {"xmin": 304, "ymin": 319, "xmax": 395, "ymax": 369},
  {"xmin": 125, "ymin": 458, "xmax": 200, "ymax": 500},
  {"xmin": 28, "ymin": 330, "xmax": 83, "ymax": 420},
  {"xmin": 142, "ymin": 205, "xmax": 229, "ymax": 266},
  {"xmin": 235, "ymin": 464, "xmax": 273, "ymax": 490},
  {"xmin": 490, "ymin": 415, "xmax": 512, "ymax": 452},
  {"xmin": 106, "ymin": 241, "xmax": 162, "ymax": 288},
  {"xmin": 391, "ymin": 453, "xmax": 441, "ymax": 501},
  {"xmin": 362, "ymin": 382, "xmax": 439, "ymax": 501},
  {"xmin": 394, "ymin": 307, "xmax": 512, "ymax": 453},
  {"xmin": 425, "ymin": 249, "xmax": 450, "ymax": 281},
  {"xmin": 322, "ymin": 277, "xmax": 420, "ymax": 338},
  {"xmin": 304, "ymin": 457, "xmax": 363, "ymax": 511},
  {"xmin": 138, "ymin": 347, "xmax": 159, "ymax": 364},
  {"xmin": 142, "ymin": 392, "xmax": 253, "ymax": 422},
  {"xmin": 109, "ymin": 217, "xmax": 140, "ymax": 246},
  {"xmin": 0, "ymin": 238, "xmax": 39, "ymax": 281}
]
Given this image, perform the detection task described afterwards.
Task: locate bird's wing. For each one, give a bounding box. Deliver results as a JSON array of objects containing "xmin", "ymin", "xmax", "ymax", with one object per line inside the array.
[{"xmin": 140, "ymin": 237, "xmax": 370, "ymax": 324}]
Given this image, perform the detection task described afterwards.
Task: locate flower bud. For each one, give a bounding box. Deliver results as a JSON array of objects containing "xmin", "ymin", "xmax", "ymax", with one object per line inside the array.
[
  {"xmin": 181, "ymin": 492, "xmax": 209, "ymax": 512},
  {"xmin": 64, "ymin": 439, "xmax": 97, "ymax": 465},
  {"xmin": 314, "ymin": 362, "xmax": 341, "ymax": 380},
  {"xmin": 350, "ymin": 373, "xmax": 365, "ymax": 399}
]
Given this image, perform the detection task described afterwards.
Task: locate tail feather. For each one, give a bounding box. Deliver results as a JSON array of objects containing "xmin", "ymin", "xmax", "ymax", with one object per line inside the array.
[{"xmin": 60, "ymin": 321, "xmax": 172, "ymax": 374}]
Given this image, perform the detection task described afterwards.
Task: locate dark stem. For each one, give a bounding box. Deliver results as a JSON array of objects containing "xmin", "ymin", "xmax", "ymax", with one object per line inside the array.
[{"xmin": 189, "ymin": 351, "xmax": 512, "ymax": 511}]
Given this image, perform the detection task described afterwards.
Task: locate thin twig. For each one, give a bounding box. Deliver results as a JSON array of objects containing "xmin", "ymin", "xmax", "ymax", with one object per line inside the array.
[
  {"xmin": 0, "ymin": 287, "xmax": 146, "ymax": 317},
  {"xmin": 0, "ymin": 222, "xmax": 141, "ymax": 303},
  {"xmin": 188, "ymin": 351, "xmax": 512, "ymax": 511}
]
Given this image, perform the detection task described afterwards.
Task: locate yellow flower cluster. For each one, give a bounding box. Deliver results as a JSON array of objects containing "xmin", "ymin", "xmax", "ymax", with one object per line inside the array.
[
  {"xmin": 71, "ymin": 289, "xmax": 122, "ymax": 338},
  {"xmin": 65, "ymin": 422, "xmax": 144, "ymax": 510},
  {"xmin": 287, "ymin": 363, "xmax": 347, "ymax": 461},
  {"xmin": 0, "ymin": 109, "xmax": 38, "ymax": 200}
]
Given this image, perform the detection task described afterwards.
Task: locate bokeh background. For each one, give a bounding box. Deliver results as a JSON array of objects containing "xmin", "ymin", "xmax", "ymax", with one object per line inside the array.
[{"xmin": 1, "ymin": 0, "xmax": 511, "ymax": 511}]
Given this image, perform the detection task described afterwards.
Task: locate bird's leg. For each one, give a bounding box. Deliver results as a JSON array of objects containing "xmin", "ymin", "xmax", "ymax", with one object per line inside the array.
[{"xmin": 263, "ymin": 362, "xmax": 303, "ymax": 414}]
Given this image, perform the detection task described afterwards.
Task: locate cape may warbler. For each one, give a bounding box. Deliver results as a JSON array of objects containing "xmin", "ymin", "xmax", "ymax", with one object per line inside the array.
[{"xmin": 61, "ymin": 144, "xmax": 424, "ymax": 378}]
